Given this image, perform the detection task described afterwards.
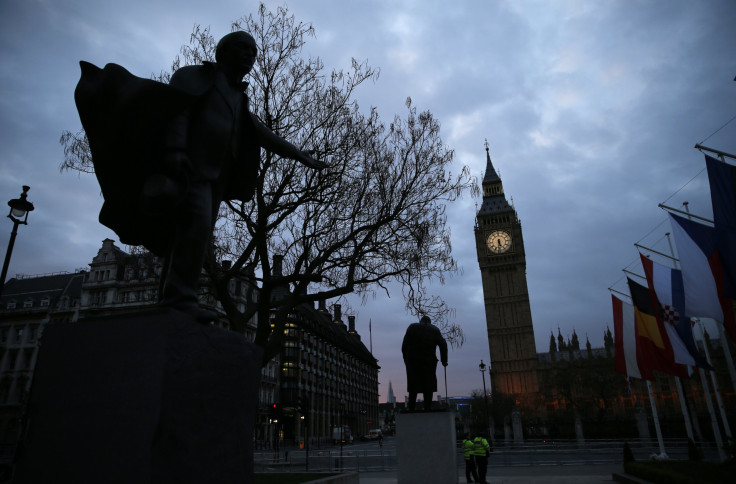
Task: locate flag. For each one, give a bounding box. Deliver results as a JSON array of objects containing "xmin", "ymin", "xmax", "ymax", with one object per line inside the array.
[
  {"xmin": 669, "ymin": 213, "xmax": 736, "ymax": 343},
  {"xmin": 640, "ymin": 254, "xmax": 712, "ymax": 369},
  {"xmin": 705, "ymin": 154, "xmax": 736, "ymax": 299},
  {"xmin": 612, "ymin": 294, "xmax": 651, "ymax": 380},
  {"xmin": 627, "ymin": 278, "xmax": 688, "ymax": 378}
]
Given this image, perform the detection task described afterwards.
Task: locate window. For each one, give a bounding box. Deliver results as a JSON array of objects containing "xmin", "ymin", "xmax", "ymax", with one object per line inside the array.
[
  {"xmin": 6, "ymin": 301, "xmax": 16, "ymax": 310},
  {"xmin": 14, "ymin": 328, "xmax": 23, "ymax": 343},
  {"xmin": 40, "ymin": 297, "xmax": 50, "ymax": 307},
  {"xmin": 7, "ymin": 351, "xmax": 18, "ymax": 370},
  {"xmin": 0, "ymin": 380, "xmax": 10, "ymax": 404},
  {"xmin": 23, "ymin": 299, "xmax": 33, "ymax": 308},
  {"xmin": 91, "ymin": 291, "xmax": 106, "ymax": 306},
  {"xmin": 28, "ymin": 326, "xmax": 38, "ymax": 341},
  {"xmin": 23, "ymin": 349, "xmax": 34, "ymax": 369}
]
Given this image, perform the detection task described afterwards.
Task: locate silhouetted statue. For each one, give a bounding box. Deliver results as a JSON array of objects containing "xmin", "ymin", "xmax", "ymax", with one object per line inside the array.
[
  {"xmin": 74, "ymin": 31, "xmax": 325, "ymax": 322},
  {"xmin": 401, "ymin": 316, "xmax": 448, "ymax": 411}
]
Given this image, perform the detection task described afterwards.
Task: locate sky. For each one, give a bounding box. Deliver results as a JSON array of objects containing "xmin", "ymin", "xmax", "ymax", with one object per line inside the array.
[{"xmin": 1, "ymin": 0, "xmax": 735, "ymax": 403}]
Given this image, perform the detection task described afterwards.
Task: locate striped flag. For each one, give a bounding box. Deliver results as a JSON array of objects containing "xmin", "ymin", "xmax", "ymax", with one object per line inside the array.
[
  {"xmin": 612, "ymin": 294, "xmax": 651, "ymax": 380},
  {"xmin": 640, "ymin": 254, "xmax": 711, "ymax": 369},
  {"xmin": 627, "ymin": 278, "xmax": 688, "ymax": 378}
]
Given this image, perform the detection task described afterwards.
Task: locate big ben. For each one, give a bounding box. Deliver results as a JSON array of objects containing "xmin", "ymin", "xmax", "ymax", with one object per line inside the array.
[{"xmin": 475, "ymin": 143, "xmax": 538, "ymax": 397}]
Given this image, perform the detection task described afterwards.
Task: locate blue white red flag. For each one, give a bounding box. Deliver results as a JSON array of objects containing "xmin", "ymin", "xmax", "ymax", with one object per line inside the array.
[
  {"xmin": 669, "ymin": 213, "xmax": 736, "ymax": 343},
  {"xmin": 705, "ymin": 154, "xmax": 736, "ymax": 299}
]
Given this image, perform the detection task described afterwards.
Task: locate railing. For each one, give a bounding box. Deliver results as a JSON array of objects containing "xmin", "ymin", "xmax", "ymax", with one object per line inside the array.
[
  {"xmin": 253, "ymin": 438, "xmax": 723, "ymax": 473},
  {"xmin": 254, "ymin": 448, "xmax": 397, "ymax": 473}
]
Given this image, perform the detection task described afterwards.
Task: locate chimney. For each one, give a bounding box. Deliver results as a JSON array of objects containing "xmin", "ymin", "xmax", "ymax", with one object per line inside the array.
[
  {"xmin": 348, "ymin": 315, "xmax": 360, "ymax": 340},
  {"xmin": 318, "ymin": 299, "xmax": 328, "ymax": 313},
  {"xmin": 348, "ymin": 315, "xmax": 355, "ymax": 332},
  {"xmin": 334, "ymin": 304, "xmax": 342, "ymax": 323},
  {"xmin": 273, "ymin": 254, "xmax": 283, "ymax": 276}
]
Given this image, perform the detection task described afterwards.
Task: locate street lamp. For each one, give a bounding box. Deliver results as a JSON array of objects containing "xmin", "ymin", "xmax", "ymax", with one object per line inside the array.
[
  {"xmin": 338, "ymin": 398, "xmax": 346, "ymax": 469},
  {"xmin": 0, "ymin": 186, "xmax": 34, "ymax": 298},
  {"xmin": 479, "ymin": 360, "xmax": 491, "ymax": 440}
]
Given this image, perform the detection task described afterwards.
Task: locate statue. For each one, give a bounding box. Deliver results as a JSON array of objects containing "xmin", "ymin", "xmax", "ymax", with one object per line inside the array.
[
  {"xmin": 401, "ymin": 316, "xmax": 448, "ymax": 411},
  {"xmin": 74, "ymin": 31, "xmax": 325, "ymax": 322}
]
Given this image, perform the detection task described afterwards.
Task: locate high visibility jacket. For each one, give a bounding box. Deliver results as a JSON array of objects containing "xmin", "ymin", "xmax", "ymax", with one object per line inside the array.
[
  {"xmin": 462, "ymin": 439, "xmax": 474, "ymax": 459},
  {"xmin": 472, "ymin": 437, "xmax": 490, "ymax": 456}
]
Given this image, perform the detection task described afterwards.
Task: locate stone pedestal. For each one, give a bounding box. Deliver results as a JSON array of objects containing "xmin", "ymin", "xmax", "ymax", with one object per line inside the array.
[
  {"xmin": 13, "ymin": 309, "xmax": 262, "ymax": 483},
  {"xmin": 396, "ymin": 411, "xmax": 456, "ymax": 484},
  {"xmin": 635, "ymin": 401, "xmax": 651, "ymax": 441},
  {"xmin": 512, "ymin": 407, "xmax": 523, "ymax": 444}
]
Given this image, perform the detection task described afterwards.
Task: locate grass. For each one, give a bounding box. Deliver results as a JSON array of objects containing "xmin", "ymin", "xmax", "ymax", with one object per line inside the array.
[
  {"xmin": 253, "ymin": 473, "xmax": 338, "ymax": 484},
  {"xmin": 625, "ymin": 459, "xmax": 736, "ymax": 484}
]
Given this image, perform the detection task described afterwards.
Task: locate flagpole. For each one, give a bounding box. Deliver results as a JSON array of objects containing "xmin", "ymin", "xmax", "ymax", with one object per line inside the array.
[
  {"xmin": 646, "ymin": 380, "xmax": 666, "ymax": 456},
  {"xmin": 369, "ymin": 319, "xmax": 373, "ymax": 355},
  {"xmin": 673, "ymin": 377, "xmax": 694, "ymax": 441},
  {"xmin": 608, "ymin": 287, "xmax": 630, "ymax": 300},
  {"xmin": 694, "ymin": 143, "xmax": 736, "ymax": 161},
  {"xmin": 697, "ymin": 320, "xmax": 733, "ymax": 440},
  {"xmin": 697, "ymin": 361, "xmax": 726, "ymax": 461},
  {"xmin": 659, "ymin": 203, "xmax": 714, "ymax": 225},
  {"xmin": 634, "ymin": 243, "xmax": 678, "ymax": 262},
  {"xmin": 716, "ymin": 323, "xmax": 736, "ymax": 392},
  {"xmin": 663, "ymin": 233, "xmax": 695, "ymax": 442}
]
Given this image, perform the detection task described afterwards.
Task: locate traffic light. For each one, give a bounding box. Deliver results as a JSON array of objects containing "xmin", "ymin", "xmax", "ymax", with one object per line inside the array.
[{"xmin": 271, "ymin": 403, "xmax": 281, "ymax": 418}]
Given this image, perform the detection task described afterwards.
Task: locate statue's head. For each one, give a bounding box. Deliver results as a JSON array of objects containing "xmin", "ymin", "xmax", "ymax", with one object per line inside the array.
[
  {"xmin": 216, "ymin": 31, "xmax": 257, "ymax": 76},
  {"xmin": 420, "ymin": 315, "xmax": 431, "ymax": 325}
]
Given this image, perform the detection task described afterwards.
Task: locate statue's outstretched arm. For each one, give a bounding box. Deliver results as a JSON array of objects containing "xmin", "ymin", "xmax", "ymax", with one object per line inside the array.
[{"xmin": 250, "ymin": 113, "xmax": 326, "ymax": 170}]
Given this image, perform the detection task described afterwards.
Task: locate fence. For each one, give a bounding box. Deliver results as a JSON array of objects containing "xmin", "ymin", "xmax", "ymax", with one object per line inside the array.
[{"xmin": 254, "ymin": 438, "xmax": 723, "ymax": 473}]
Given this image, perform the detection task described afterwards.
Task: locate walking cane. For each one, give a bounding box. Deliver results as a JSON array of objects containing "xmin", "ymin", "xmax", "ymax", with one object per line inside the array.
[{"xmin": 444, "ymin": 365, "xmax": 449, "ymax": 408}]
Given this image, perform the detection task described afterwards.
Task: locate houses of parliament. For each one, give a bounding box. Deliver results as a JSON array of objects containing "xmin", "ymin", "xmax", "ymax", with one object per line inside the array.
[{"xmin": 474, "ymin": 144, "xmax": 735, "ymax": 440}]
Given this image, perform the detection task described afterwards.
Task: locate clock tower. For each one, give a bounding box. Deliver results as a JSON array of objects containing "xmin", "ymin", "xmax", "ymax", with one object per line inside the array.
[{"xmin": 474, "ymin": 144, "xmax": 538, "ymax": 397}]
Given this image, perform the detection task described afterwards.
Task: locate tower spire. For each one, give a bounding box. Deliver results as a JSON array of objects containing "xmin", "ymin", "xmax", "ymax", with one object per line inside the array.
[{"xmin": 483, "ymin": 139, "xmax": 500, "ymax": 184}]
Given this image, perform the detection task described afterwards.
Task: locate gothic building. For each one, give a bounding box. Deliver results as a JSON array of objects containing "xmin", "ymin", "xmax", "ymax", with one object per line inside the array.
[
  {"xmin": 474, "ymin": 145, "xmax": 538, "ymax": 398},
  {"xmin": 472, "ymin": 145, "xmax": 735, "ymax": 442}
]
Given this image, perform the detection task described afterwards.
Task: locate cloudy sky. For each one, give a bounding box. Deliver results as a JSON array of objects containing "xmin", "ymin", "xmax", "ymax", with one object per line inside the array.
[{"xmin": 1, "ymin": 0, "xmax": 735, "ymax": 402}]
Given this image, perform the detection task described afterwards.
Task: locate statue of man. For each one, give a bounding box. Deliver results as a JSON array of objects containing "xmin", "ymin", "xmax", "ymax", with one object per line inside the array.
[
  {"xmin": 401, "ymin": 316, "xmax": 448, "ymax": 411},
  {"xmin": 154, "ymin": 31, "xmax": 325, "ymax": 321},
  {"xmin": 75, "ymin": 31, "xmax": 325, "ymax": 322}
]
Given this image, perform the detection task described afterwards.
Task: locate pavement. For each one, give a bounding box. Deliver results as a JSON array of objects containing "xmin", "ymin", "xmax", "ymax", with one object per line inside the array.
[{"xmin": 357, "ymin": 463, "xmax": 625, "ymax": 483}]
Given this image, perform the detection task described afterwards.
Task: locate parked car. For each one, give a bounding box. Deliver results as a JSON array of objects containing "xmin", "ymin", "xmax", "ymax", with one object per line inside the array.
[{"xmin": 360, "ymin": 429, "xmax": 383, "ymax": 441}]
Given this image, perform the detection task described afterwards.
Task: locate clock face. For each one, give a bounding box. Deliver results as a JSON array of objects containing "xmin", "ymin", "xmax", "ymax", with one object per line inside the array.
[{"xmin": 487, "ymin": 230, "xmax": 512, "ymax": 254}]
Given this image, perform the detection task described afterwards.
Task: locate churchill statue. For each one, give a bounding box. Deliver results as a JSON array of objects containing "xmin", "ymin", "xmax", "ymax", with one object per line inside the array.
[{"xmin": 401, "ymin": 316, "xmax": 448, "ymax": 411}]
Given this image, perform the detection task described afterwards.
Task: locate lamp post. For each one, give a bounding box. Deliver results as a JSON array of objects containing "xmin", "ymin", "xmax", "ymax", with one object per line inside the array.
[
  {"xmin": 339, "ymin": 398, "xmax": 346, "ymax": 467},
  {"xmin": 0, "ymin": 186, "xmax": 34, "ymax": 298},
  {"xmin": 479, "ymin": 360, "xmax": 491, "ymax": 439}
]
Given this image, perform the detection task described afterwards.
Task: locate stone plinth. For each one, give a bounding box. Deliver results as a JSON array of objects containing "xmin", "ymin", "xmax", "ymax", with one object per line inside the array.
[
  {"xmin": 13, "ymin": 309, "xmax": 262, "ymax": 483},
  {"xmin": 396, "ymin": 411, "xmax": 456, "ymax": 484}
]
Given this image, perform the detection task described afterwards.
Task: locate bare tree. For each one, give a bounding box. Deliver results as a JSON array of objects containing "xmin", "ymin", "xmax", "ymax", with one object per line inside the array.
[{"xmin": 61, "ymin": 4, "xmax": 475, "ymax": 363}]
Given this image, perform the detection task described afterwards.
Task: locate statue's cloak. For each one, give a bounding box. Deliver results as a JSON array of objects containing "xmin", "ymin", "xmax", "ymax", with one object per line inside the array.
[{"xmin": 74, "ymin": 61, "xmax": 196, "ymax": 256}]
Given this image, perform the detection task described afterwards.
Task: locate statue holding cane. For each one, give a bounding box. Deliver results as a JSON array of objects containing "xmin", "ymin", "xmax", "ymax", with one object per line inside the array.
[{"xmin": 401, "ymin": 315, "xmax": 448, "ymax": 411}]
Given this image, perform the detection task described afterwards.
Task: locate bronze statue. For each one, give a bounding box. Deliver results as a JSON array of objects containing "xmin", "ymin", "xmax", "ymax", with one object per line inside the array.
[
  {"xmin": 401, "ymin": 316, "xmax": 448, "ymax": 411},
  {"xmin": 74, "ymin": 31, "xmax": 325, "ymax": 322}
]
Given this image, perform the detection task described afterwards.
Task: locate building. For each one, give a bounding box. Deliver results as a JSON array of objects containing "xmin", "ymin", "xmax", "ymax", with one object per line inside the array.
[
  {"xmin": 0, "ymin": 270, "xmax": 86, "ymax": 460},
  {"xmin": 270, "ymin": 301, "xmax": 379, "ymax": 446},
  {"xmin": 0, "ymin": 239, "xmax": 379, "ymax": 455},
  {"xmin": 471, "ymin": 145, "xmax": 735, "ymax": 443},
  {"xmin": 474, "ymin": 144, "xmax": 538, "ymax": 398},
  {"xmin": 386, "ymin": 380, "xmax": 396, "ymax": 404}
]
